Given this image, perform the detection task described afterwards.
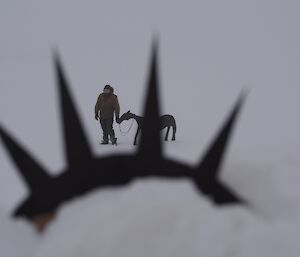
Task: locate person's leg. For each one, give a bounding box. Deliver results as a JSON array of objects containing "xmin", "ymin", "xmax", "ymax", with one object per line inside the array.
[
  {"xmin": 107, "ymin": 118, "xmax": 117, "ymax": 144},
  {"xmin": 100, "ymin": 118, "xmax": 109, "ymax": 143}
]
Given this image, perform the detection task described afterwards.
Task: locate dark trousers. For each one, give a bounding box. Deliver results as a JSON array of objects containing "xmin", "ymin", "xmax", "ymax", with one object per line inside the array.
[{"xmin": 100, "ymin": 118, "xmax": 116, "ymax": 142}]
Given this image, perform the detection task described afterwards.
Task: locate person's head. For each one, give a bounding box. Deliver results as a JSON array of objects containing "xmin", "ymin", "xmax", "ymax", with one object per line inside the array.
[{"xmin": 103, "ymin": 85, "xmax": 114, "ymax": 94}]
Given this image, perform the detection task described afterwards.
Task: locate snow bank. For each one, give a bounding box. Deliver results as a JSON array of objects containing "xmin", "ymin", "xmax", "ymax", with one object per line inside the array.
[{"xmin": 24, "ymin": 178, "xmax": 299, "ymax": 257}]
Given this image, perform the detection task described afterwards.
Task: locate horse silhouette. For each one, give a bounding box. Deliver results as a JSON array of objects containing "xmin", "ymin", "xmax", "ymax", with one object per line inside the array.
[{"xmin": 119, "ymin": 111, "xmax": 176, "ymax": 145}]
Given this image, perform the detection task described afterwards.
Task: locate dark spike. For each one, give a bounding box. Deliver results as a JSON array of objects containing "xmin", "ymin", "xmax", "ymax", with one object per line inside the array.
[
  {"xmin": 54, "ymin": 52, "xmax": 93, "ymax": 168},
  {"xmin": 138, "ymin": 40, "xmax": 162, "ymax": 158},
  {"xmin": 193, "ymin": 92, "xmax": 247, "ymax": 204},
  {"xmin": 197, "ymin": 91, "xmax": 247, "ymax": 176},
  {"xmin": 0, "ymin": 46, "xmax": 248, "ymax": 229},
  {"xmin": 0, "ymin": 126, "xmax": 51, "ymax": 192}
]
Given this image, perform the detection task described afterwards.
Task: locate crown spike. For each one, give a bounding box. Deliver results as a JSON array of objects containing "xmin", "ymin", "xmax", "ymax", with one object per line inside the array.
[
  {"xmin": 54, "ymin": 52, "xmax": 93, "ymax": 169},
  {"xmin": 138, "ymin": 40, "xmax": 162, "ymax": 158},
  {"xmin": 193, "ymin": 91, "xmax": 247, "ymax": 203},
  {"xmin": 0, "ymin": 126, "xmax": 51, "ymax": 192},
  {"xmin": 198, "ymin": 92, "xmax": 246, "ymax": 176}
]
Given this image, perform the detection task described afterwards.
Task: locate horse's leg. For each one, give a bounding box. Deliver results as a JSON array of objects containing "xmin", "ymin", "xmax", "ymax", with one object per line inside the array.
[
  {"xmin": 165, "ymin": 126, "xmax": 170, "ymax": 141},
  {"xmin": 134, "ymin": 128, "xmax": 140, "ymax": 145},
  {"xmin": 172, "ymin": 125, "xmax": 176, "ymax": 141}
]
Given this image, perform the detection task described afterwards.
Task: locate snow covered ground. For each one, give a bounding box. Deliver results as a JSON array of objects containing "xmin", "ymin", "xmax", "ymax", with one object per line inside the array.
[
  {"xmin": 2, "ymin": 175, "xmax": 300, "ymax": 257},
  {"xmin": 1, "ymin": 0, "xmax": 300, "ymax": 256}
]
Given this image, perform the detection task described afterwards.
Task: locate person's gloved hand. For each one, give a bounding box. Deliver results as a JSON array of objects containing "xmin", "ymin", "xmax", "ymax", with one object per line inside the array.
[
  {"xmin": 95, "ymin": 114, "xmax": 99, "ymax": 120},
  {"xmin": 116, "ymin": 117, "xmax": 120, "ymax": 124}
]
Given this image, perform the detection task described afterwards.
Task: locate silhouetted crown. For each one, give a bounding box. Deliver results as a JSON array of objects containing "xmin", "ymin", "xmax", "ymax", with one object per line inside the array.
[{"xmin": 0, "ymin": 42, "xmax": 247, "ymax": 224}]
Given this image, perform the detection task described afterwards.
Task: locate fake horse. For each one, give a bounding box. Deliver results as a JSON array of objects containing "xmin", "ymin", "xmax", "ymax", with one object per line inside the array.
[{"xmin": 119, "ymin": 111, "xmax": 177, "ymax": 145}]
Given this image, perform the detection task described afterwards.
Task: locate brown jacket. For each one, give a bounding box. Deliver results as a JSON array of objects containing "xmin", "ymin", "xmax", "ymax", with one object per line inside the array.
[{"xmin": 95, "ymin": 93, "xmax": 120, "ymax": 119}]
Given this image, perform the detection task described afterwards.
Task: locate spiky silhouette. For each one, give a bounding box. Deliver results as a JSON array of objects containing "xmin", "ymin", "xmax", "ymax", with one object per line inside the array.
[{"xmin": 0, "ymin": 42, "xmax": 246, "ymax": 228}]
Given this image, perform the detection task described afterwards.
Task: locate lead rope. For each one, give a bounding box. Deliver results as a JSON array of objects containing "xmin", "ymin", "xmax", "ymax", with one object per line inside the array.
[{"xmin": 119, "ymin": 119, "xmax": 135, "ymax": 136}]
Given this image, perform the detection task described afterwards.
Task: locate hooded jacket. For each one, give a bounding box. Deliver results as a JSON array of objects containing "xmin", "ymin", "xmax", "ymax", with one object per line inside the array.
[{"xmin": 95, "ymin": 93, "xmax": 120, "ymax": 119}]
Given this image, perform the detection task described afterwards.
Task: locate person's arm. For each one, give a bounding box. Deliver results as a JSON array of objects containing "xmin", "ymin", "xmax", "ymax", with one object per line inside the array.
[{"xmin": 95, "ymin": 95, "xmax": 101, "ymax": 120}]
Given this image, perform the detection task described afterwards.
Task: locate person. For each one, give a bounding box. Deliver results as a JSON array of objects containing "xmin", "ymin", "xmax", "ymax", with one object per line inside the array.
[{"xmin": 95, "ymin": 85, "xmax": 120, "ymax": 145}]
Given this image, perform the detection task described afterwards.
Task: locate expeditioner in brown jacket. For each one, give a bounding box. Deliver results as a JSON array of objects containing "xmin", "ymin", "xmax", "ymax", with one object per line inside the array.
[{"xmin": 95, "ymin": 85, "xmax": 120, "ymax": 145}]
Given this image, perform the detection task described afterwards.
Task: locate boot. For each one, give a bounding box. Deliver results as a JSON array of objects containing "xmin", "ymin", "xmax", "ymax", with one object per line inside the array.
[
  {"xmin": 111, "ymin": 138, "xmax": 117, "ymax": 145},
  {"xmin": 101, "ymin": 140, "xmax": 109, "ymax": 145}
]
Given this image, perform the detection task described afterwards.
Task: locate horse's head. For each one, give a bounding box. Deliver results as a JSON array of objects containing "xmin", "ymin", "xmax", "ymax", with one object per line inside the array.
[{"xmin": 119, "ymin": 111, "xmax": 133, "ymax": 122}]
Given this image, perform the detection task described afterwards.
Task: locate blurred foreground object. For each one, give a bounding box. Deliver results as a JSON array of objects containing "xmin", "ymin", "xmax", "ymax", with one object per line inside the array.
[{"xmin": 0, "ymin": 42, "xmax": 246, "ymax": 232}]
